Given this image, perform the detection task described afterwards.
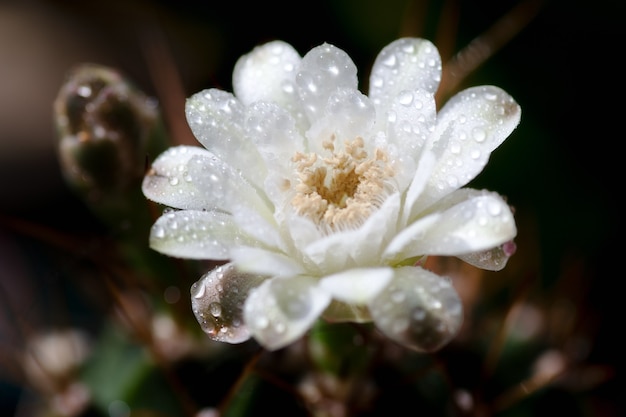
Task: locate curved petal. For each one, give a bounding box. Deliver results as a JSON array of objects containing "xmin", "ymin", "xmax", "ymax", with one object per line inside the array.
[
  {"xmin": 383, "ymin": 89, "xmax": 437, "ymax": 178},
  {"xmin": 420, "ymin": 85, "xmax": 521, "ymax": 207},
  {"xmin": 185, "ymin": 89, "xmax": 266, "ymax": 186},
  {"xmin": 232, "ymin": 40, "xmax": 301, "ymax": 108},
  {"xmin": 244, "ymin": 101, "xmax": 304, "ymax": 168},
  {"xmin": 244, "ymin": 276, "xmax": 331, "ymax": 350},
  {"xmin": 457, "ymin": 239, "xmax": 517, "ymax": 271},
  {"xmin": 190, "ymin": 263, "xmax": 266, "ymax": 343},
  {"xmin": 388, "ymin": 189, "xmax": 516, "ymax": 260},
  {"xmin": 369, "ymin": 38, "xmax": 442, "ymax": 112},
  {"xmin": 296, "ymin": 43, "xmax": 358, "ymax": 122},
  {"xmin": 230, "ymin": 246, "xmax": 306, "ymax": 277},
  {"xmin": 149, "ymin": 210, "xmax": 254, "ymax": 260},
  {"xmin": 304, "ymin": 193, "xmax": 402, "ymax": 270},
  {"xmin": 142, "ymin": 145, "xmax": 215, "ymax": 210},
  {"xmin": 306, "ymin": 88, "xmax": 376, "ymax": 154},
  {"xmin": 319, "ymin": 267, "xmax": 393, "ymax": 304},
  {"xmin": 186, "ymin": 153, "xmax": 280, "ymax": 247},
  {"xmin": 369, "ymin": 266, "xmax": 463, "ymax": 352}
]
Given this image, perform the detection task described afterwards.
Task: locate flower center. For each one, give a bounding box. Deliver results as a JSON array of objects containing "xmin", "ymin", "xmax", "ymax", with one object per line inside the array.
[{"xmin": 291, "ymin": 136, "xmax": 394, "ymax": 232}]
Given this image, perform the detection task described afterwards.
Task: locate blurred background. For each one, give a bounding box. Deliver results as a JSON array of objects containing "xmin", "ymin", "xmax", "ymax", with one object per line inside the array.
[{"xmin": 1, "ymin": 0, "xmax": 623, "ymax": 416}]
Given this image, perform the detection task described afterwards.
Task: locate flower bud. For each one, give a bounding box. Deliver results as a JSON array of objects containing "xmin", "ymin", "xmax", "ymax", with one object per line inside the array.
[{"xmin": 53, "ymin": 63, "xmax": 167, "ymax": 208}]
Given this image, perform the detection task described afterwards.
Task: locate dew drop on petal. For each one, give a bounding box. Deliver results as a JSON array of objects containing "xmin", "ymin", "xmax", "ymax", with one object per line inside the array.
[
  {"xmin": 369, "ymin": 267, "xmax": 463, "ymax": 352},
  {"xmin": 472, "ymin": 127, "xmax": 486, "ymax": 143},
  {"xmin": 190, "ymin": 263, "xmax": 265, "ymax": 344}
]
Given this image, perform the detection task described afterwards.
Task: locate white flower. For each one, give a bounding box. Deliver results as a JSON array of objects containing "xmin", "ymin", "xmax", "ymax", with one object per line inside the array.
[{"xmin": 142, "ymin": 38, "xmax": 520, "ymax": 352}]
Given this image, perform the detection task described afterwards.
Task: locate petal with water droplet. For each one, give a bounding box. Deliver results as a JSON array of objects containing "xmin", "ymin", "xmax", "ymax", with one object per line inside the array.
[
  {"xmin": 422, "ymin": 85, "xmax": 521, "ymax": 205},
  {"xmin": 233, "ymin": 40, "xmax": 302, "ymax": 108},
  {"xmin": 296, "ymin": 43, "xmax": 358, "ymax": 121},
  {"xmin": 185, "ymin": 89, "xmax": 266, "ymax": 187},
  {"xmin": 149, "ymin": 210, "xmax": 255, "ymax": 260},
  {"xmin": 306, "ymin": 88, "xmax": 375, "ymax": 154},
  {"xmin": 186, "ymin": 153, "xmax": 279, "ymax": 247},
  {"xmin": 244, "ymin": 276, "xmax": 331, "ymax": 350},
  {"xmin": 142, "ymin": 145, "xmax": 215, "ymax": 210},
  {"xmin": 384, "ymin": 89, "xmax": 436, "ymax": 176},
  {"xmin": 320, "ymin": 267, "xmax": 393, "ymax": 304},
  {"xmin": 369, "ymin": 38, "xmax": 442, "ymax": 111},
  {"xmin": 244, "ymin": 101, "xmax": 303, "ymax": 167},
  {"xmin": 230, "ymin": 246, "xmax": 306, "ymax": 277},
  {"xmin": 457, "ymin": 239, "xmax": 517, "ymax": 271},
  {"xmin": 389, "ymin": 189, "xmax": 516, "ymax": 259},
  {"xmin": 191, "ymin": 263, "xmax": 266, "ymax": 343},
  {"xmin": 369, "ymin": 266, "xmax": 462, "ymax": 352}
]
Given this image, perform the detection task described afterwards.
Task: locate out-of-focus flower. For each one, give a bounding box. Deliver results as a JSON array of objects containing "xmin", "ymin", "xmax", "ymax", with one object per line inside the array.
[
  {"xmin": 142, "ymin": 38, "xmax": 520, "ymax": 351},
  {"xmin": 54, "ymin": 64, "xmax": 166, "ymax": 210}
]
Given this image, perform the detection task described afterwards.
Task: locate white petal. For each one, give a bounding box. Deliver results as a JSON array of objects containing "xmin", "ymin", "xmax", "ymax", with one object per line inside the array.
[
  {"xmin": 296, "ymin": 43, "xmax": 358, "ymax": 121},
  {"xmin": 384, "ymin": 88, "xmax": 437, "ymax": 171},
  {"xmin": 244, "ymin": 101, "xmax": 303, "ymax": 167},
  {"xmin": 244, "ymin": 276, "xmax": 331, "ymax": 350},
  {"xmin": 142, "ymin": 145, "xmax": 215, "ymax": 210},
  {"xmin": 304, "ymin": 193, "xmax": 402, "ymax": 269},
  {"xmin": 149, "ymin": 210, "xmax": 253, "ymax": 260},
  {"xmin": 185, "ymin": 89, "xmax": 266, "ymax": 187},
  {"xmin": 390, "ymin": 190, "xmax": 516, "ymax": 260},
  {"xmin": 186, "ymin": 153, "xmax": 280, "ymax": 247},
  {"xmin": 320, "ymin": 268, "xmax": 393, "ymax": 304},
  {"xmin": 457, "ymin": 239, "xmax": 517, "ymax": 271},
  {"xmin": 421, "ymin": 85, "xmax": 521, "ymax": 206},
  {"xmin": 306, "ymin": 88, "xmax": 375, "ymax": 154},
  {"xmin": 190, "ymin": 263, "xmax": 266, "ymax": 344},
  {"xmin": 230, "ymin": 246, "xmax": 305, "ymax": 277},
  {"xmin": 233, "ymin": 40, "xmax": 301, "ymax": 108},
  {"xmin": 369, "ymin": 38, "xmax": 442, "ymax": 112},
  {"xmin": 402, "ymin": 150, "xmax": 437, "ymax": 225},
  {"xmin": 369, "ymin": 266, "xmax": 463, "ymax": 352}
]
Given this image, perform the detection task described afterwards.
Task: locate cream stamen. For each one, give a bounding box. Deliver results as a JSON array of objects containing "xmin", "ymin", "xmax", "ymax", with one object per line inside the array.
[{"xmin": 291, "ymin": 136, "xmax": 394, "ymax": 232}]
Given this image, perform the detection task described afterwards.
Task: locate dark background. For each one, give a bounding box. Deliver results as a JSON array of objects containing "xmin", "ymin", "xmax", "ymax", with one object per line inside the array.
[{"xmin": 1, "ymin": 0, "xmax": 623, "ymax": 415}]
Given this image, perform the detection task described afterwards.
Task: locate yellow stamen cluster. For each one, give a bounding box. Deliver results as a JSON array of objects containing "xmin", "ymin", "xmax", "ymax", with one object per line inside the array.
[{"xmin": 291, "ymin": 135, "xmax": 394, "ymax": 232}]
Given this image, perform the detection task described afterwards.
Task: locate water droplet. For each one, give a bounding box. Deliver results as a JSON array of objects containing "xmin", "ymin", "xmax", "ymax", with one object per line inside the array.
[
  {"xmin": 472, "ymin": 127, "xmax": 486, "ymax": 143},
  {"xmin": 398, "ymin": 91, "xmax": 413, "ymax": 106},
  {"xmin": 153, "ymin": 226, "xmax": 165, "ymax": 239},
  {"xmin": 169, "ymin": 177, "xmax": 179, "ymax": 186},
  {"xmin": 383, "ymin": 54, "xmax": 397, "ymax": 67},
  {"xmin": 209, "ymin": 302, "xmax": 222, "ymax": 317},
  {"xmin": 488, "ymin": 201, "xmax": 502, "ymax": 216}
]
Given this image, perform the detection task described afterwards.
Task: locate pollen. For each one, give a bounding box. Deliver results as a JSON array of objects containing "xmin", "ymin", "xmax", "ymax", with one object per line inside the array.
[{"xmin": 291, "ymin": 135, "xmax": 395, "ymax": 232}]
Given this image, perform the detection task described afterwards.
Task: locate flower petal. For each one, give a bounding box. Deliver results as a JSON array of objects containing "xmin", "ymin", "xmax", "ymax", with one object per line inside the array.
[
  {"xmin": 369, "ymin": 266, "xmax": 463, "ymax": 352},
  {"xmin": 149, "ymin": 210, "xmax": 253, "ymax": 260},
  {"xmin": 296, "ymin": 43, "xmax": 358, "ymax": 121},
  {"xmin": 185, "ymin": 89, "xmax": 266, "ymax": 186},
  {"xmin": 190, "ymin": 263, "xmax": 266, "ymax": 343},
  {"xmin": 384, "ymin": 88, "xmax": 437, "ymax": 181},
  {"xmin": 306, "ymin": 88, "xmax": 375, "ymax": 154},
  {"xmin": 319, "ymin": 268, "xmax": 393, "ymax": 304},
  {"xmin": 232, "ymin": 40, "xmax": 301, "ymax": 108},
  {"xmin": 230, "ymin": 246, "xmax": 306, "ymax": 277},
  {"xmin": 304, "ymin": 193, "xmax": 402, "ymax": 270},
  {"xmin": 457, "ymin": 239, "xmax": 517, "ymax": 271},
  {"xmin": 244, "ymin": 276, "xmax": 331, "ymax": 350},
  {"xmin": 186, "ymin": 153, "xmax": 280, "ymax": 247},
  {"xmin": 244, "ymin": 101, "xmax": 303, "ymax": 169},
  {"xmin": 369, "ymin": 38, "xmax": 442, "ymax": 112},
  {"xmin": 142, "ymin": 145, "xmax": 215, "ymax": 210},
  {"xmin": 420, "ymin": 85, "xmax": 521, "ymax": 207},
  {"xmin": 389, "ymin": 189, "xmax": 516, "ymax": 260}
]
